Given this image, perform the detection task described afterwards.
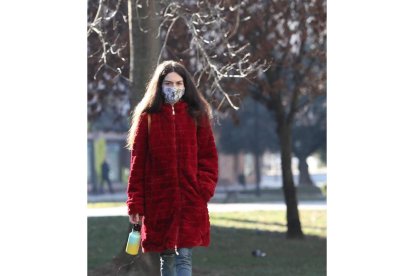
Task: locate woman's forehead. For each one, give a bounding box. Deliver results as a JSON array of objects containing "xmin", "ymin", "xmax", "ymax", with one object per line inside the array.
[{"xmin": 164, "ymin": 72, "xmax": 183, "ymax": 82}]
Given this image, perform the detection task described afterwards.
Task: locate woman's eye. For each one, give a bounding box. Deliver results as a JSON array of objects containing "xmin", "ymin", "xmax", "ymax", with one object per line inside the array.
[{"xmin": 164, "ymin": 82, "xmax": 183, "ymax": 87}]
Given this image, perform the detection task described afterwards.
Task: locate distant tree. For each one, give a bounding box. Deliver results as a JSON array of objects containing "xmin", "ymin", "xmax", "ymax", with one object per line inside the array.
[
  {"xmin": 218, "ymin": 96, "xmax": 278, "ymax": 195},
  {"xmin": 293, "ymin": 95, "xmax": 326, "ymax": 186},
  {"xmin": 316, "ymin": 146, "xmax": 326, "ymax": 166},
  {"xmin": 231, "ymin": 0, "xmax": 326, "ymax": 238}
]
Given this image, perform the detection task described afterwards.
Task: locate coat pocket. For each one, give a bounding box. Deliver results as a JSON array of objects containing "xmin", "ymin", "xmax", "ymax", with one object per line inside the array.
[{"xmin": 194, "ymin": 182, "xmax": 208, "ymax": 204}]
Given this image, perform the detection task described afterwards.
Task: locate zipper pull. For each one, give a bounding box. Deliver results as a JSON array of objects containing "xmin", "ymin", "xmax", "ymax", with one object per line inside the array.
[
  {"xmin": 172, "ymin": 105, "xmax": 175, "ymax": 115},
  {"xmin": 174, "ymin": 245, "xmax": 179, "ymax": 255}
]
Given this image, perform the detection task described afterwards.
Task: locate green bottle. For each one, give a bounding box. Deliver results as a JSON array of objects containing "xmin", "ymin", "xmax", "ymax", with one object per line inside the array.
[{"xmin": 125, "ymin": 224, "xmax": 141, "ymax": 255}]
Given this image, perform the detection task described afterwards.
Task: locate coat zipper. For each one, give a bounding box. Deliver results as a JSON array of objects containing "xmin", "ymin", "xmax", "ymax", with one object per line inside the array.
[{"xmin": 171, "ymin": 103, "xmax": 179, "ymax": 255}]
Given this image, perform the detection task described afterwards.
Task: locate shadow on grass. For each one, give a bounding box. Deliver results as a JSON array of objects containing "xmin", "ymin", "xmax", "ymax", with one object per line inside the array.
[
  {"xmin": 88, "ymin": 216, "xmax": 326, "ymax": 276},
  {"xmin": 213, "ymin": 216, "xmax": 287, "ymax": 227},
  {"xmin": 213, "ymin": 217, "xmax": 327, "ymax": 231},
  {"xmin": 210, "ymin": 186, "xmax": 326, "ymax": 204},
  {"xmin": 194, "ymin": 226, "xmax": 326, "ymax": 276}
]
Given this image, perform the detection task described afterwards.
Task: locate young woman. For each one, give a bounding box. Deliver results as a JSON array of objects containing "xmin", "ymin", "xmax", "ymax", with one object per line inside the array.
[{"xmin": 126, "ymin": 60, "xmax": 219, "ymax": 276}]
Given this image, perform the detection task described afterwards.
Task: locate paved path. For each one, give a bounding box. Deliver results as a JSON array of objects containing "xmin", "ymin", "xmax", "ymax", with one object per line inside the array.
[{"xmin": 87, "ymin": 201, "xmax": 326, "ymax": 217}]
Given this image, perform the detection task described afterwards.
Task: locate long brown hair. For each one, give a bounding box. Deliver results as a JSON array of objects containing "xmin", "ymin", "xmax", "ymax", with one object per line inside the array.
[{"xmin": 126, "ymin": 60, "xmax": 213, "ymax": 150}]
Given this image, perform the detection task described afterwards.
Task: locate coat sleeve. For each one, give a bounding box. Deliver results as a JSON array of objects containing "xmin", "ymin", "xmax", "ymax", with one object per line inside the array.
[
  {"xmin": 197, "ymin": 115, "xmax": 219, "ymax": 203},
  {"xmin": 126, "ymin": 113, "xmax": 148, "ymax": 215}
]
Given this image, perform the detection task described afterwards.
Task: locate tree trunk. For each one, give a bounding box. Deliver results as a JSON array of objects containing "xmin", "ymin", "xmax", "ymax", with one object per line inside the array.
[
  {"xmin": 233, "ymin": 152, "xmax": 239, "ymax": 183},
  {"xmin": 254, "ymin": 152, "xmax": 261, "ymax": 196},
  {"xmin": 128, "ymin": 0, "xmax": 161, "ymax": 108},
  {"xmin": 253, "ymin": 100, "xmax": 261, "ymax": 196},
  {"xmin": 298, "ymin": 155, "xmax": 315, "ymax": 186},
  {"xmin": 112, "ymin": 0, "xmax": 162, "ymax": 273},
  {"xmin": 278, "ymin": 122, "xmax": 304, "ymax": 239}
]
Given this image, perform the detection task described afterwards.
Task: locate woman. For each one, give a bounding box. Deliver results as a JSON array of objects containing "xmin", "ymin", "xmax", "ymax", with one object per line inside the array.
[{"xmin": 126, "ymin": 60, "xmax": 219, "ymax": 276}]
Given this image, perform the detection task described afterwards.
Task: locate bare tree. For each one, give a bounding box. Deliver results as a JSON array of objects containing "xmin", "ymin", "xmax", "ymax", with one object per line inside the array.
[
  {"xmin": 154, "ymin": 0, "xmax": 270, "ymax": 112},
  {"xmin": 228, "ymin": 0, "xmax": 326, "ymax": 238},
  {"xmin": 87, "ymin": 0, "xmax": 131, "ymax": 129},
  {"xmin": 88, "ymin": 0, "xmax": 269, "ymax": 119}
]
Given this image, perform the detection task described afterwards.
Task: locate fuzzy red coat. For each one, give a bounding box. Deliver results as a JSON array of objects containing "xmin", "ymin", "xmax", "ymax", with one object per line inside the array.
[{"xmin": 126, "ymin": 100, "xmax": 219, "ymax": 253}]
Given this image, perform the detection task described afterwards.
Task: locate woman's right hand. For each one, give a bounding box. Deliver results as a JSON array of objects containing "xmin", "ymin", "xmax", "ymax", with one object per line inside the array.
[{"xmin": 129, "ymin": 213, "xmax": 142, "ymax": 224}]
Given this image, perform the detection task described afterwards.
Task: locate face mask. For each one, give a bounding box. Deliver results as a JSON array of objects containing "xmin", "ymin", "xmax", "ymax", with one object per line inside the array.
[{"xmin": 162, "ymin": 86, "xmax": 185, "ymax": 105}]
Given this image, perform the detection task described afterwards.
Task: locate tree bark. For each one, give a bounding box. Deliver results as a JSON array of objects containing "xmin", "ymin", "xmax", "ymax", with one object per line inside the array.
[
  {"xmin": 298, "ymin": 155, "xmax": 315, "ymax": 186},
  {"xmin": 278, "ymin": 122, "xmax": 304, "ymax": 239},
  {"xmin": 128, "ymin": 0, "xmax": 161, "ymax": 108}
]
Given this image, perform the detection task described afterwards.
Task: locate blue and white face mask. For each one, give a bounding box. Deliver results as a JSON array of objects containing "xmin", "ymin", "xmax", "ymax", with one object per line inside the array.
[{"xmin": 161, "ymin": 86, "xmax": 185, "ymax": 105}]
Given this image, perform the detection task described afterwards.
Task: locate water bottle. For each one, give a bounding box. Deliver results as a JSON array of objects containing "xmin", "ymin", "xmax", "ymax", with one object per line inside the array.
[{"xmin": 125, "ymin": 224, "xmax": 141, "ymax": 255}]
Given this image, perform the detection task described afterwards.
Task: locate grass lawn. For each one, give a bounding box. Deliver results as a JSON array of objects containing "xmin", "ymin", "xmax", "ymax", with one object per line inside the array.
[
  {"xmin": 210, "ymin": 186, "xmax": 326, "ymax": 203},
  {"xmin": 88, "ymin": 210, "xmax": 326, "ymax": 275},
  {"xmin": 87, "ymin": 186, "xmax": 326, "ymax": 208}
]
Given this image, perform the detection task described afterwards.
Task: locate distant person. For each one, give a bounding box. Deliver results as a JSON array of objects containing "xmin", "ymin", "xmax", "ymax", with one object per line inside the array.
[
  {"xmin": 238, "ymin": 173, "xmax": 246, "ymax": 188},
  {"xmin": 100, "ymin": 159, "xmax": 114, "ymax": 194},
  {"xmin": 126, "ymin": 60, "xmax": 219, "ymax": 276}
]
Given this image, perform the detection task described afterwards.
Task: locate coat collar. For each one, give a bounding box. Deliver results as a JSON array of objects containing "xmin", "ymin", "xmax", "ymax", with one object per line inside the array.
[{"xmin": 161, "ymin": 100, "xmax": 188, "ymax": 113}]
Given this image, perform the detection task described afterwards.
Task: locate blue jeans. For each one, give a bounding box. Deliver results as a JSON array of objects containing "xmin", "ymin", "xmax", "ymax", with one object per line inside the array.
[{"xmin": 160, "ymin": 248, "xmax": 192, "ymax": 276}]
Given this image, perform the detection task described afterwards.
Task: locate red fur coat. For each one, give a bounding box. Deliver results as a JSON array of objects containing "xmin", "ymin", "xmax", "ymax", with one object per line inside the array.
[{"xmin": 126, "ymin": 100, "xmax": 219, "ymax": 253}]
